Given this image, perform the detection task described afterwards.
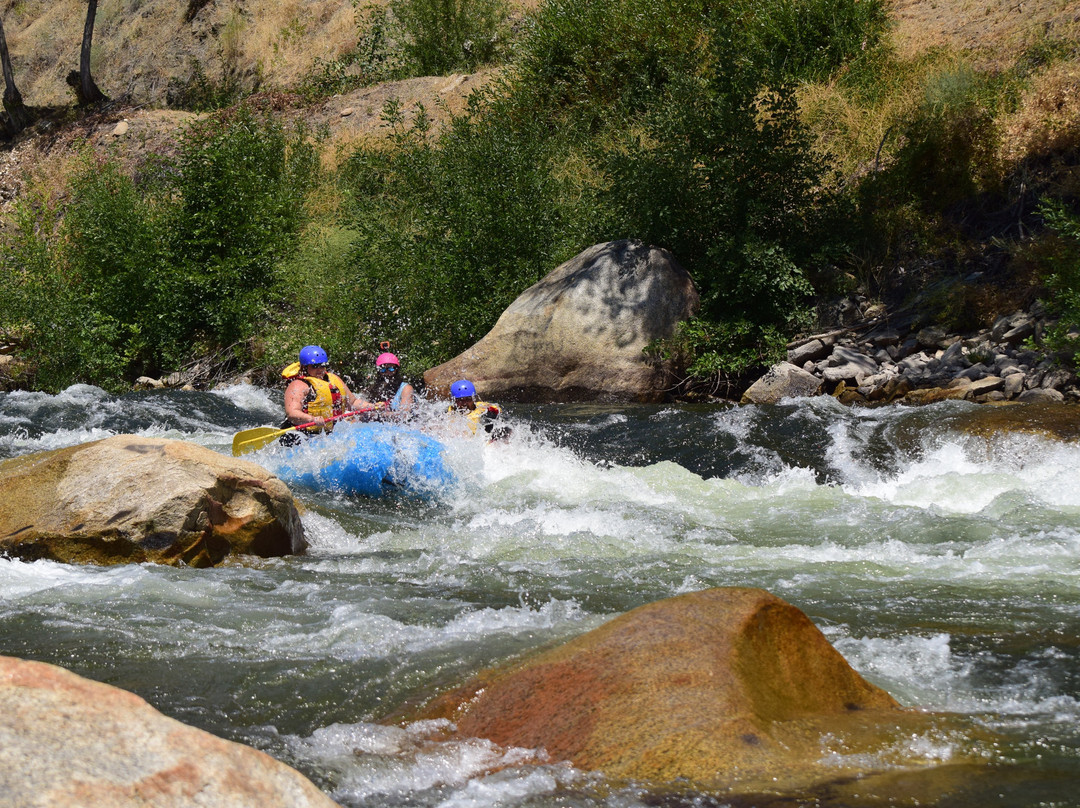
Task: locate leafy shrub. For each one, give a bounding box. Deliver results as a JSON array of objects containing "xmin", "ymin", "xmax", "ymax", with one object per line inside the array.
[
  {"xmin": 1035, "ymin": 200, "xmax": 1080, "ymax": 367},
  {"xmin": 314, "ymin": 0, "xmax": 881, "ymax": 382},
  {"xmin": 166, "ymin": 54, "xmax": 247, "ymax": 111},
  {"xmin": 4, "ymin": 0, "xmax": 895, "ymax": 393},
  {"xmin": 0, "ymin": 175, "xmax": 143, "ymax": 390},
  {"xmin": 392, "ymin": 0, "xmax": 509, "ymax": 76},
  {"xmin": 299, "ymin": 4, "xmax": 409, "ymax": 100},
  {"xmin": 646, "ymin": 317, "xmax": 789, "ymax": 396},
  {"xmin": 738, "ymin": 0, "xmax": 889, "ymax": 82},
  {"xmin": 835, "ymin": 58, "xmax": 1011, "ymax": 289},
  {"xmin": 894, "ymin": 65, "xmax": 1003, "ymax": 210},
  {"xmin": 0, "ymin": 106, "xmax": 317, "ymax": 391},
  {"xmin": 595, "ymin": 75, "xmax": 828, "ymax": 327},
  {"xmin": 166, "ymin": 107, "xmax": 318, "ymax": 350},
  {"xmin": 323, "ymin": 97, "xmax": 585, "ymax": 373}
]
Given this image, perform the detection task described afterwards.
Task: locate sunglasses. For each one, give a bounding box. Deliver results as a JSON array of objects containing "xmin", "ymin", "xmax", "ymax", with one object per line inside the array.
[{"xmin": 377, "ymin": 365, "xmax": 398, "ymax": 373}]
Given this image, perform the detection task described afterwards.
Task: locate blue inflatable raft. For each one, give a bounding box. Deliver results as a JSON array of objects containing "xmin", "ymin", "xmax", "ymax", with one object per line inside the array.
[{"xmin": 267, "ymin": 422, "xmax": 455, "ymax": 499}]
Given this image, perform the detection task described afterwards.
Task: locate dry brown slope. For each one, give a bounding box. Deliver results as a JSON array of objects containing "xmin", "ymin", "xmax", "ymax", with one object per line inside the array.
[
  {"xmin": 2, "ymin": 0, "xmax": 1078, "ymax": 209},
  {"xmin": 889, "ymin": 0, "xmax": 1080, "ymax": 63},
  {"xmin": 5, "ymin": 0, "xmax": 369, "ymax": 108}
]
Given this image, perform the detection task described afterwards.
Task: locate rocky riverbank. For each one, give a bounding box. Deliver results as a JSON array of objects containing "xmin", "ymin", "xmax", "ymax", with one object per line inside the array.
[{"xmin": 744, "ymin": 297, "xmax": 1077, "ymax": 406}]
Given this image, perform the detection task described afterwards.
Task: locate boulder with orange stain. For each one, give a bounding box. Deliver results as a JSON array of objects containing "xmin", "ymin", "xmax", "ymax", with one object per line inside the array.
[{"xmin": 405, "ymin": 587, "xmax": 983, "ymax": 793}]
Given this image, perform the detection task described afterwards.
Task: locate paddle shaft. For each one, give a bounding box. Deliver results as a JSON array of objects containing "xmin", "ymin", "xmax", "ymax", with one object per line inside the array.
[{"xmin": 232, "ymin": 407, "xmax": 381, "ymax": 456}]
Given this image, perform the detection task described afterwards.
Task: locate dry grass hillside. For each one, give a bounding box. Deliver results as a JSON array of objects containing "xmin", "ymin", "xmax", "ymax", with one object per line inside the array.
[
  {"xmin": 1, "ymin": 0, "xmax": 1078, "ymax": 207},
  {"xmin": 890, "ymin": 0, "xmax": 1080, "ymax": 61},
  {"xmin": 0, "ymin": 0, "xmax": 520, "ymax": 207},
  {"xmin": 6, "ymin": 0, "xmax": 375, "ymax": 106}
]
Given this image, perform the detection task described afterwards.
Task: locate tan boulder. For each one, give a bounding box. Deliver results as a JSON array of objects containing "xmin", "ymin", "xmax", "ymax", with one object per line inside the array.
[
  {"xmin": 424, "ymin": 240, "xmax": 699, "ymax": 402},
  {"xmin": 902, "ymin": 379, "xmax": 973, "ymax": 405},
  {"xmin": 0, "ymin": 656, "xmax": 337, "ymax": 808},
  {"xmin": 0, "ymin": 435, "xmax": 304, "ymax": 566},
  {"xmin": 404, "ymin": 587, "xmax": 982, "ymax": 793},
  {"xmin": 741, "ymin": 361, "xmax": 823, "ymax": 404}
]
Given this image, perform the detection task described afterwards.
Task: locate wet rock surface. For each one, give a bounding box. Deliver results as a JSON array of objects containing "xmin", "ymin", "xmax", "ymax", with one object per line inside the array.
[
  {"xmin": 401, "ymin": 587, "xmax": 986, "ymax": 793},
  {"xmin": 0, "ymin": 435, "xmax": 305, "ymax": 566},
  {"xmin": 0, "ymin": 656, "xmax": 337, "ymax": 808}
]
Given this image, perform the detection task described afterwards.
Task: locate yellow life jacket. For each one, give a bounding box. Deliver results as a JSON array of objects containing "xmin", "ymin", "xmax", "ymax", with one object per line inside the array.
[
  {"xmin": 283, "ymin": 362, "xmax": 347, "ymax": 421},
  {"xmin": 447, "ymin": 400, "xmax": 500, "ymax": 435}
]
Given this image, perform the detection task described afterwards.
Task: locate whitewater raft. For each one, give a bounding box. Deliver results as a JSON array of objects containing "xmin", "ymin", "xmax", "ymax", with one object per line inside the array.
[{"xmin": 265, "ymin": 421, "xmax": 455, "ymax": 499}]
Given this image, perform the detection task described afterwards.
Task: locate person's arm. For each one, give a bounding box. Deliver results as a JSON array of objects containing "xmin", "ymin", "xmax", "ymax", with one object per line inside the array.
[
  {"xmin": 344, "ymin": 384, "xmax": 372, "ymax": 411},
  {"xmin": 398, "ymin": 383, "xmax": 415, "ymax": 411},
  {"xmin": 284, "ymin": 381, "xmax": 320, "ymax": 426}
]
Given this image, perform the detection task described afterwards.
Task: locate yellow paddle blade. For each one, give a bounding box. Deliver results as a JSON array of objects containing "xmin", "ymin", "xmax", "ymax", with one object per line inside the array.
[{"xmin": 232, "ymin": 426, "xmax": 293, "ymax": 456}]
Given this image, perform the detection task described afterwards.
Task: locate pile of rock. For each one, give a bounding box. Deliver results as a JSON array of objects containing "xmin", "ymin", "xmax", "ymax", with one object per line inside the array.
[{"xmin": 744, "ymin": 301, "xmax": 1079, "ymax": 406}]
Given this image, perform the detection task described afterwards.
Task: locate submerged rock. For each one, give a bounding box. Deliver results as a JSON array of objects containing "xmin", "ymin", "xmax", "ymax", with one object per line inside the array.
[
  {"xmin": 401, "ymin": 587, "xmax": 983, "ymax": 793},
  {"xmin": 0, "ymin": 656, "xmax": 337, "ymax": 808},
  {"xmin": 424, "ymin": 240, "xmax": 699, "ymax": 402},
  {"xmin": 949, "ymin": 399, "xmax": 1080, "ymax": 440},
  {"xmin": 0, "ymin": 435, "xmax": 305, "ymax": 566}
]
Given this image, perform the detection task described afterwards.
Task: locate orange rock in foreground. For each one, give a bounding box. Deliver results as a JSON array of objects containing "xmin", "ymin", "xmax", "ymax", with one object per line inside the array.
[{"xmin": 408, "ymin": 588, "xmax": 977, "ymax": 792}]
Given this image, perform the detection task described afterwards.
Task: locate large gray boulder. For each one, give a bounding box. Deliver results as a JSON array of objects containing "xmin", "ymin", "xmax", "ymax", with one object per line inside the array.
[
  {"xmin": 0, "ymin": 656, "xmax": 337, "ymax": 808},
  {"xmin": 0, "ymin": 436, "xmax": 305, "ymax": 567},
  {"xmin": 424, "ymin": 240, "xmax": 699, "ymax": 402}
]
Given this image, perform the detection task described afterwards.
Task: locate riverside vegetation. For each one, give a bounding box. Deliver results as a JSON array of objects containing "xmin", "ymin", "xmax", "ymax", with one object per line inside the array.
[{"xmin": 1, "ymin": 0, "xmax": 1079, "ymax": 398}]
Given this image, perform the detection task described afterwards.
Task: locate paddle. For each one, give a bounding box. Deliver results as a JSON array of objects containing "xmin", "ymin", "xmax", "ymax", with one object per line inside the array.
[{"xmin": 231, "ymin": 407, "xmax": 381, "ymax": 456}]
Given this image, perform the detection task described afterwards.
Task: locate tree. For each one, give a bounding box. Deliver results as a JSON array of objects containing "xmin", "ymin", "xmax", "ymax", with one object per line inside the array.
[
  {"xmin": 0, "ymin": 15, "xmax": 31, "ymax": 134},
  {"xmin": 67, "ymin": 0, "xmax": 106, "ymax": 105}
]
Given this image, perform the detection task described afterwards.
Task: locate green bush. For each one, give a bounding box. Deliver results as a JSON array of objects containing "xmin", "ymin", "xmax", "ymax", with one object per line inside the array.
[
  {"xmin": 166, "ymin": 54, "xmax": 247, "ymax": 111},
  {"xmin": 167, "ymin": 107, "xmax": 318, "ymax": 349},
  {"xmin": 3, "ymin": 0, "xmax": 896, "ymax": 392},
  {"xmin": 895, "ymin": 65, "xmax": 1001, "ymax": 210},
  {"xmin": 324, "ymin": 96, "xmax": 585, "ymax": 372},
  {"xmin": 507, "ymin": 0, "xmax": 705, "ymax": 133},
  {"xmin": 392, "ymin": 0, "xmax": 509, "ymax": 76},
  {"xmin": 839, "ymin": 60, "xmax": 1009, "ymax": 283},
  {"xmin": 1036, "ymin": 200, "xmax": 1080, "ymax": 367},
  {"xmin": 0, "ymin": 176, "xmax": 148, "ymax": 390},
  {"xmin": 299, "ymin": 4, "xmax": 409, "ymax": 100},
  {"xmin": 595, "ymin": 75, "xmax": 828, "ymax": 327},
  {"xmin": 741, "ymin": 0, "xmax": 889, "ymax": 82},
  {"xmin": 315, "ymin": 0, "xmax": 881, "ymax": 381},
  {"xmin": 646, "ymin": 317, "xmax": 789, "ymax": 392},
  {"xmin": 0, "ymin": 106, "xmax": 317, "ymax": 391}
]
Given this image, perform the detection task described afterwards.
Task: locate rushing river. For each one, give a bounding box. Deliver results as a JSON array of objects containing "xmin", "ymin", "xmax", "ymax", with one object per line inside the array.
[{"xmin": 2, "ymin": 384, "xmax": 1080, "ymax": 807}]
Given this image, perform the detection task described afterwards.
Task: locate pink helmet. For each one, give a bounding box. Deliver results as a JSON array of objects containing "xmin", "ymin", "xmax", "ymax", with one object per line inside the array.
[{"xmin": 376, "ymin": 352, "xmax": 400, "ymax": 367}]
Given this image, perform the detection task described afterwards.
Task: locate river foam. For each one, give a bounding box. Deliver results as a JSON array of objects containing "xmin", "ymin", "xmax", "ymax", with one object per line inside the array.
[{"xmin": 4, "ymin": 391, "xmax": 1080, "ymax": 806}]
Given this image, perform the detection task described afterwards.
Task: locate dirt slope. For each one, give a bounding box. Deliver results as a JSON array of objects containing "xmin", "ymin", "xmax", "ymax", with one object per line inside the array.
[{"xmin": 889, "ymin": 0, "xmax": 1080, "ymax": 62}]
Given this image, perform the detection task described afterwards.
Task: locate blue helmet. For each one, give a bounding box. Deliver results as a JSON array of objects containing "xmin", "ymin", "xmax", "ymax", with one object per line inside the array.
[
  {"xmin": 451, "ymin": 379, "xmax": 476, "ymax": 398},
  {"xmin": 299, "ymin": 345, "xmax": 328, "ymax": 366}
]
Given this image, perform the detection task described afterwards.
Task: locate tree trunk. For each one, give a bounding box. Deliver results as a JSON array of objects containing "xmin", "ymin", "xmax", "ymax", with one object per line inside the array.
[
  {"xmin": 78, "ymin": 0, "xmax": 105, "ymax": 105},
  {"xmin": 0, "ymin": 15, "xmax": 31, "ymax": 134}
]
